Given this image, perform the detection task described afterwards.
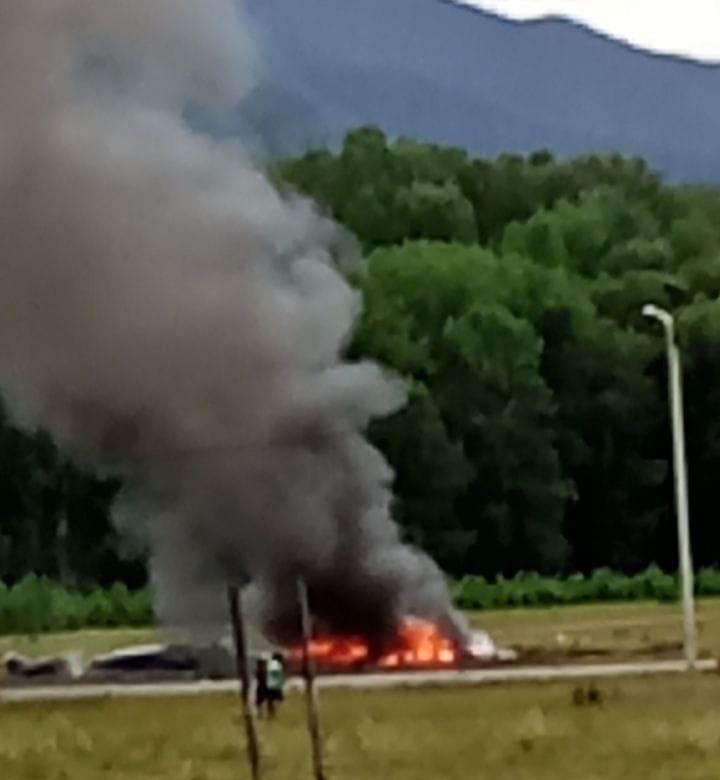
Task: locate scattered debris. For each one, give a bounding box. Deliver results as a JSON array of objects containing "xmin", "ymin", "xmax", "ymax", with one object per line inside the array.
[
  {"xmin": 3, "ymin": 651, "xmax": 82, "ymax": 685},
  {"xmin": 587, "ymin": 683, "xmax": 603, "ymax": 705},
  {"xmin": 1, "ymin": 633, "xmax": 519, "ymax": 687},
  {"xmin": 572, "ymin": 682, "xmax": 604, "ymax": 706}
]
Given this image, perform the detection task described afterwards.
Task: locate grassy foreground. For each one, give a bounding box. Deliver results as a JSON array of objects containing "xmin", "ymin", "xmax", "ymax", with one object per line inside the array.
[{"xmin": 3, "ymin": 676, "xmax": 720, "ymax": 779}]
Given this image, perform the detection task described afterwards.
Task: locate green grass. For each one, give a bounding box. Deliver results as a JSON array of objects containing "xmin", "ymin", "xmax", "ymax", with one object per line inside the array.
[{"xmin": 3, "ymin": 676, "xmax": 720, "ymax": 778}]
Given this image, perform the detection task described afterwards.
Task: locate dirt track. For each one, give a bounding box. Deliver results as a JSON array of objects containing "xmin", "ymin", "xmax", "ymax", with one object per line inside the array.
[{"xmin": 1, "ymin": 658, "xmax": 716, "ymax": 704}]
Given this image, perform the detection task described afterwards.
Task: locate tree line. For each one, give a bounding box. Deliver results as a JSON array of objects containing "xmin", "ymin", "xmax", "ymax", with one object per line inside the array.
[
  {"xmin": 10, "ymin": 565, "xmax": 720, "ymax": 636},
  {"xmin": 4, "ymin": 126, "xmax": 720, "ymax": 586}
]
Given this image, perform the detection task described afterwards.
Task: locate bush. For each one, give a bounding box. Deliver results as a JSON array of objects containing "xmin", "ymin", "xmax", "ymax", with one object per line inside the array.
[
  {"xmin": 0, "ymin": 576, "xmax": 153, "ymax": 636},
  {"xmin": 450, "ymin": 566, "xmax": 717, "ymax": 610},
  {"xmin": 2, "ymin": 567, "xmax": 720, "ymax": 636}
]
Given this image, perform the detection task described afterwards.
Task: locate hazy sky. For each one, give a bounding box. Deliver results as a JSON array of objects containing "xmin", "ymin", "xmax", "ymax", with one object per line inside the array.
[{"xmin": 460, "ymin": 1, "xmax": 720, "ymax": 62}]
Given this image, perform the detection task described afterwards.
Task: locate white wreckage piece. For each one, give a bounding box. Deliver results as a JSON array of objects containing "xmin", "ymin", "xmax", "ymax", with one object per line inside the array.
[
  {"xmin": 2, "ymin": 651, "xmax": 84, "ymax": 684},
  {"xmin": 465, "ymin": 630, "xmax": 519, "ymax": 663}
]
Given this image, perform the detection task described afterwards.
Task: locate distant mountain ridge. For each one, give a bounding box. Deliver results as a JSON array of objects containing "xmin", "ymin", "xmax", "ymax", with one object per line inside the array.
[
  {"xmin": 237, "ymin": 0, "xmax": 720, "ymax": 182},
  {"xmin": 453, "ymin": 2, "xmax": 720, "ymax": 67}
]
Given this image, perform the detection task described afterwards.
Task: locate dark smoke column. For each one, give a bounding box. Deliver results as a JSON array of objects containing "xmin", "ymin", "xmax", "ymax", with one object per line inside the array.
[{"xmin": 0, "ymin": 0, "xmax": 464, "ymax": 644}]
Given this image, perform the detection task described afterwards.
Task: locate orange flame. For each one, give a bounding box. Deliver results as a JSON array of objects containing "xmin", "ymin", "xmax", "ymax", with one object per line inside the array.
[{"xmin": 286, "ymin": 618, "xmax": 457, "ymax": 669}]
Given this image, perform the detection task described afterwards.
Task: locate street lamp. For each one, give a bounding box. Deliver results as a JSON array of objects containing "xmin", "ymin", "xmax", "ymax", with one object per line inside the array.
[{"xmin": 642, "ymin": 304, "xmax": 697, "ymax": 669}]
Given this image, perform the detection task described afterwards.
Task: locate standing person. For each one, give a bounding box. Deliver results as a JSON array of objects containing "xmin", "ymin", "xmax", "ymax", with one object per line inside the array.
[
  {"xmin": 254, "ymin": 655, "xmax": 269, "ymax": 718},
  {"xmin": 265, "ymin": 652, "xmax": 285, "ymax": 718}
]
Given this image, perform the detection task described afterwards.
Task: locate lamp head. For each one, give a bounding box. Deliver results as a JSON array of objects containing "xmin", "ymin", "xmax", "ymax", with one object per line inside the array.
[{"xmin": 642, "ymin": 304, "xmax": 674, "ymax": 330}]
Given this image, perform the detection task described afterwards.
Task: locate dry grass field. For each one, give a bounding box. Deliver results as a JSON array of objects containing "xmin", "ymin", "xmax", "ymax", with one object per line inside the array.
[
  {"xmin": 471, "ymin": 598, "xmax": 720, "ymax": 661},
  {"xmin": 3, "ymin": 675, "xmax": 720, "ymax": 779},
  {"xmin": 3, "ymin": 602, "xmax": 720, "ymax": 778}
]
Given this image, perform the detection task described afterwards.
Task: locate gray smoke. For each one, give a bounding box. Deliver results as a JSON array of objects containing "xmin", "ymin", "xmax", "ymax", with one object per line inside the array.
[{"xmin": 0, "ymin": 0, "xmax": 464, "ymax": 645}]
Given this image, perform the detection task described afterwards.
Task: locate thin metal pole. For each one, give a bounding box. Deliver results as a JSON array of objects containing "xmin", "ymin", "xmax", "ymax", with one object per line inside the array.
[
  {"xmin": 643, "ymin": 304, "xmax": 698, "ymax": 670},
  {"xmin": 227, "ymin": 585, "xmax": 262, "ymax": 780},
  {"xmin": 667, "ymin": 338, "xmax": 698, "ymax": 669},
  {"xmin": 297, "ymin": 578, "xmax": 327, "ymax": 780}
]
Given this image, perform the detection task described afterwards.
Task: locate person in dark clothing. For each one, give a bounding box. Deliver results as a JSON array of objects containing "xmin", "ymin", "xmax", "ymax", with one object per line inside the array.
[{"xmin": 254, "ymin": 655, "xmax": 269, "ymax": 717}]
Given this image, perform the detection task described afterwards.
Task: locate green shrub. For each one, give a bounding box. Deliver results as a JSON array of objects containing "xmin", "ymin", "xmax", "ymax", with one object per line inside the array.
[
  {"xmin": 0, "ymin": 576, "xmax": 153, "ymax": 636},
  {"xmin": 452, "ymin": 566, "xmax": 698, "ymax": 611},
  {"xmin": 695, "ymin": 568, "xmax": 720, "ymax": 597}
]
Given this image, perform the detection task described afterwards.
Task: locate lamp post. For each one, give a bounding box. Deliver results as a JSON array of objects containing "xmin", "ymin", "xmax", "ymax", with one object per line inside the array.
[{"xmin": 642, "ymin": 304, "xmax": 697, "ymax": 669}]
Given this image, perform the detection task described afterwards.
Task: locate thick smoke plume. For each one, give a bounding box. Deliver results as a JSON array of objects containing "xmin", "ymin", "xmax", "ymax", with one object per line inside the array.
[{"xmin": 0, "ymin": 0, "xmax": 463, "ymax": 644}]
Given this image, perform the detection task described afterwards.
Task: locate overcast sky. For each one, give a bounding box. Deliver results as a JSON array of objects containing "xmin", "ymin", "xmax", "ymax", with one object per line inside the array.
[{"xmin": 458, "ymin": 1, "xmax": 720, "ymax": 62}]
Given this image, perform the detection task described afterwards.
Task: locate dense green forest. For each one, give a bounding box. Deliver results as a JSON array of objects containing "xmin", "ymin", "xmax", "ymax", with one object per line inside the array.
[{"xmin": 4, "ymin": 126, "xmax": 720, "ymax": 587}]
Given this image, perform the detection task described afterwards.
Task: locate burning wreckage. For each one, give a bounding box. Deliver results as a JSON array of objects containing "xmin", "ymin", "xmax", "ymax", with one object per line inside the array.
[
  {"xmin": 3, "ymin": 620, "xmax": 514, "ymax": 686},
  {"xmin": 283, "ymin": 618, "xmax": 508, "ymax": 672}
]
